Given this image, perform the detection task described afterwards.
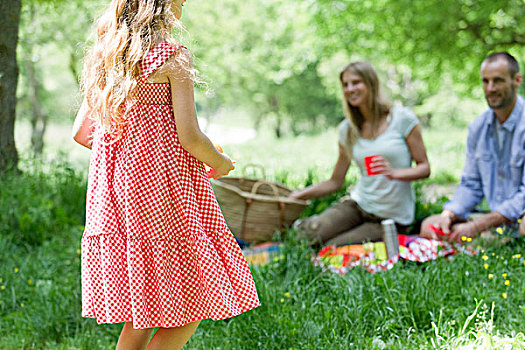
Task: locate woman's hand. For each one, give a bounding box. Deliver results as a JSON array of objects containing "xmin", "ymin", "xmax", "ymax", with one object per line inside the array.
[
  {"xmin": 369, "ymin": 155, "xmax": 399, "ymax": 180},
  {"xmin": 372, "ymin": 124, "xmax": 430, "ymax": 182}
]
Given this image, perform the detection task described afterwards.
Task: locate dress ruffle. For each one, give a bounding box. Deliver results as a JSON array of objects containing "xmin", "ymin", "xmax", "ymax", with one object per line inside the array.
[{"xmin": 81, "ymin": 228, "xmax": 259, "ymax": 329}]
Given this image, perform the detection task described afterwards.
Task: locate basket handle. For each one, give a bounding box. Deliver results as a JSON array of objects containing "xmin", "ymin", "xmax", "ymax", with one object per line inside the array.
[
  {"xmin": 241, "ymin": 163, "xmax": 267, "ymax": 179},
  {"xmin": 251, "ymin": 180, "xmax": 280, "ymax": 197}
]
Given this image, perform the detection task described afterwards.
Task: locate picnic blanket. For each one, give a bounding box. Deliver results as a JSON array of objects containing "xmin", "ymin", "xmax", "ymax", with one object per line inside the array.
[
  {"xmin": 242, "ymin": 235, "xmax": 476, "ymax": 274},
  {"xmin": 313, "ymin": 234, "xmax": 476, "ymax": 274},
  {"xmin": 243, "ymin": 242, "xmax": 282, "ymax": 266}
]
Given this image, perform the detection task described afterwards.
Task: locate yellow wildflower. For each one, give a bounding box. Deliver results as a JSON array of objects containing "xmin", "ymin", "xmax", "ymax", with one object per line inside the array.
[
  {"xmin": 461, "ymin": 236, "xmax": 467, "ymax": 241},
  {"xmin": 519, "ymin": 218, "xmax": 522, "ymax": 224},
  {"xmin": 467, "ymin": 237, "xmax": 472, "ymax": 242},
  {"xmin": 285, "ymin": 292, "xmax": 290, "ymax": 298},
  {"xmin": 502, "ymin": 273, "xmax": 508, "ymax": 278},
  {"xmin": 496, "ymin": 227, "xmax": 503, "ymax": 235},
  {"xmin": 27, "ymin": 279, "xmax": 32, "ymax": 285},
  {"xmin": 482, "ymin": 255, "xmax": 489, "ymax": 261},
  {"xmin": 20, "ymin": 303, "xmax": 24, "ymax": 308},
  {"xmin": 488, "ymin": 274, "xmax": 494, "ymax": 280},
  {"xmin": 513, "ymin": 254, "xmax": 521, "ymax": 259},
  {"xmin": 502, "ymin": 292, "xmax": 508, "ymax": 299},
  {"xmin": 1, "ymin": 285, "xmax": 5, "ymax": 290},
  {"xmin": 280, "ymin": 298, "xmax": 285, "ymax": 303},
  {"xmin": 14, "ymin": 268, "xmax": 18, "ymax": 273},
  {"xmin": 505, "ymin": 280, "xmax": 510, "ymax": 286},
  {"xmin": 484, "ymin": 264, "xmax": 489, "ymax": 269}
]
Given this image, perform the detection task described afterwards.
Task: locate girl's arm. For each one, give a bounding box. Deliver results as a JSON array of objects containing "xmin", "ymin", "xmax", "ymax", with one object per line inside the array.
[
  {"xmin": 166, "ymin": 49, "xmax": 233, "ymax": 178},
  {"xmin": 373, "ymin": 124, "xmax": 430, "ymax": 181},
  {"xmin": 290, "ymin": 144, "xmax": 351, "ymax": 200},
  {"xmin": 72, "ymin": 98, "xmax": 94, "ymax": 149}
]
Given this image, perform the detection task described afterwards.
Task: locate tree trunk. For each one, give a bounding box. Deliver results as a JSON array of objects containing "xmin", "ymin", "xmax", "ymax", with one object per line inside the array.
[
  {"xmin": 25, "ymin": 58, "xmax": 48, "ymax": 155},
  {"xmin": 270, "ymin": 96, "xmax": 282, "ymax": 138},
  {"xmin": 0, "ymin": 0, "xmax": 22, "ymax": 172},
  {"xmin": 69, "ymin": 47, "xmax": 80, "ymax": 89}
]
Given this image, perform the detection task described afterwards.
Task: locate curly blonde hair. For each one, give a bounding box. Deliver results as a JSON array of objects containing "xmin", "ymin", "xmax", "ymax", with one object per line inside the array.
[{"xmin": 81, "ymin": 0, "xmax": 184, "ymax": 133}]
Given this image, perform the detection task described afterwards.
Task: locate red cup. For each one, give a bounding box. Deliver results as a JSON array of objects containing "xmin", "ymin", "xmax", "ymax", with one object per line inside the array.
[{"xmin": 364, "ymin": 155, "xmax": 381, "ymax": 176}]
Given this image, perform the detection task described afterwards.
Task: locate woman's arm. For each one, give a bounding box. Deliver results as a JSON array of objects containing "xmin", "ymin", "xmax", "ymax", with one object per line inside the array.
[
  {"xmin": 290, "ymin": 144, "xmax": 351, "ymax": 200},
  {"xmin": 72, "ymin": 98, "xmax": 94, "ymax": 149},
  {"xmin": 373, "ymin": 124, "xmax": 430, "ymax": 181},
  {"xmin": 166, "ymin": 49, "xmax": 233, "ymax": 178}
]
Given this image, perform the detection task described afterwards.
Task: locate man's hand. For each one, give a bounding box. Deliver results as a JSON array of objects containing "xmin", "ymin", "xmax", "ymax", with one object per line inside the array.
[
  {"xmin": 449, "ymin": 222, "xmax": 477, "ymax": 243},
  {"xmin": 420, "ymin": 210, "xmax": 456, "ymax": 240}
]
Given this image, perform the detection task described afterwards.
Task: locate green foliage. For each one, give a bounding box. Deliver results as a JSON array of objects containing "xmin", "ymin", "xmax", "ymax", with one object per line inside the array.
[
  {"xmin": 16, "ymin": 0, "xmax": 97, "ymax": 126},
  {"xmin": 313, "ymin": 0, "xmax": 525, "ymax": 95},
  {"xmin": 0, "ymin": 159, "xmax": 86, "ymax": 246},
  {"xmin": 185, "ymin": 0, "xmax": 341, "ymax": 136},
  {"xmin": 16, "ymin": 0, "xmax": 523, "ymax": 142},
  {"xmin": 0, "ymin": 228, "xmax": 121, "ymax": 349},
  {"xmin": 1, "ymin": 159, "xmax": 525, "ymax": 349}
]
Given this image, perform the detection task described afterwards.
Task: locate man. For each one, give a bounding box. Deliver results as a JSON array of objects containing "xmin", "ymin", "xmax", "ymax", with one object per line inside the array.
[{"xmin": 421, "ymin": 52, "xmax": 524, "ymax": 242}]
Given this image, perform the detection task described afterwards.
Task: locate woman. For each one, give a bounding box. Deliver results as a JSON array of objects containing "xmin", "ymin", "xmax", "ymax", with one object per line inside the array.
[
  {"xmin": 72, "ymin": 0, "xmax": 259, "ymax": 349},
  {"xmin": 291, "ymin": 61, "xmax": 430, "ymax": 246}
]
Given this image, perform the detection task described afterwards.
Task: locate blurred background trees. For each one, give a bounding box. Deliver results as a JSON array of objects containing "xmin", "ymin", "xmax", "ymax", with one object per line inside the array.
[{"xmin": 2, "ymin": 0, "xmax": 524, "ymax": 170}]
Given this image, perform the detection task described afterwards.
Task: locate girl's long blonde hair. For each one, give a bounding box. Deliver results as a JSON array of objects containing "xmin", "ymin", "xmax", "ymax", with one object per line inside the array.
[
  {"xmin": 81, "ymin": 0, "xmax": 183, "ymax": 133},
  {"xmin": 339, "ymin": 61, "xmax": 391, "ymax": 153}
]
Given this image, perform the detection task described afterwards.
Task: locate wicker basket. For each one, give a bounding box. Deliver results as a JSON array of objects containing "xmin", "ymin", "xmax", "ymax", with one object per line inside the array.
[{"xmin": 211, "ymin": 175, "xmax": 309, "ymax": 243}]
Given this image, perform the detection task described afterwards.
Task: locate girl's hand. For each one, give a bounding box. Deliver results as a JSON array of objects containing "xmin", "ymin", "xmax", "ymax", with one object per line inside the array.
[
  {"xmin": 369, "ymin": 156, "xmax": 398, "ymax": 180},
  {"xmin": 208, "ymin": 154, "xmax": 234, "ymax": 179}
]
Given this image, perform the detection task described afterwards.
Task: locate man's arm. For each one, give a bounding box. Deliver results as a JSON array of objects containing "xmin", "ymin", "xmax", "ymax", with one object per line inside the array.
[
  {"xmin": 442, "ymin": 122, "xmax": 485, "ymax": 218},
  {"xmin": 449, "ymin": 211, "xmax": 509, "ymax": 242}
]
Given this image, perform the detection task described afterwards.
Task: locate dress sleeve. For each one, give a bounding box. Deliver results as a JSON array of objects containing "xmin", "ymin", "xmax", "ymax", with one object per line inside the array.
[
  {"xmin": 141, "ymin": 42, "xmax": 186, "ymax": 81},
  {"xmin": 394, "ymin": 107, "xmax": 419, "ymax": 138}
]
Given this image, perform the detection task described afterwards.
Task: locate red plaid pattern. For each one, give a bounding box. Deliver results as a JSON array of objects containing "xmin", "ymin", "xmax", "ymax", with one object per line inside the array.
[
  {"xmin": 81, "ymin": 42, "xmax": 260, "ymax": 329},
  {"xmin": 313, "ymin": 237, "xmax": 476, "ymax": 274}
]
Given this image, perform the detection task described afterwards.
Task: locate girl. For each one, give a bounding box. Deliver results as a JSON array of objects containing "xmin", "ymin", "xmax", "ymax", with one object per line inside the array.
[
  {"xmin": 291, "ymin": 61, "xmax": 430, "ymax": 246},
  {"xmin": 72, "ymin": 1, "xmax": 260, "ymax": 349}
]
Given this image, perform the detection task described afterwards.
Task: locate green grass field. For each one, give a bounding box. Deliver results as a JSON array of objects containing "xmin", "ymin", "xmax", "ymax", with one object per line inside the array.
[{"xmin": 3, "ymin": 121, "xmax": 524, "ymax": 349}]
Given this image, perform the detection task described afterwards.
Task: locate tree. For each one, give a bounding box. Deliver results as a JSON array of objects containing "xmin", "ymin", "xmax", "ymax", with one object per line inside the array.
[
  {"xmin": 16, "ymin": 0, "xmax": 97, "ymax": 155},
  {"xmin": 0, "ymin": 0, "xmax": 22, "ymax": 172},
  {"xmin": 313, "ymin": 0, "xmax": 525, "ymax": 94},
  {"xmin": 185, "ymin": 0, "xmax": 340, "ymax": 137}
]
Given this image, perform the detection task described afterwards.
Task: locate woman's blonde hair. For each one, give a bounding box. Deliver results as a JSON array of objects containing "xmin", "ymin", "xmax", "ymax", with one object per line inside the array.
[
  {"xmin": 81, "ymin": 0, "xmax": 185, "ymax": 134},
  {"xmin": 339, "ymin": 61, "xmax": 390, "ymax": 153}
]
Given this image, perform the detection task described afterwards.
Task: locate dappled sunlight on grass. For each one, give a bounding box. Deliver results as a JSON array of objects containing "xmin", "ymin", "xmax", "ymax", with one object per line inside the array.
[{"xmin": 4, "ymin": 123, "xmax": 524, "ymax": 348}]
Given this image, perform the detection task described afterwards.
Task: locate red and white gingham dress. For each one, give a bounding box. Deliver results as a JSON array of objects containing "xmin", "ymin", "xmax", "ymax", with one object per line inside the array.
[{"xmin": 81, "ymin": 41, "xmax": 260, "ymax": 329}]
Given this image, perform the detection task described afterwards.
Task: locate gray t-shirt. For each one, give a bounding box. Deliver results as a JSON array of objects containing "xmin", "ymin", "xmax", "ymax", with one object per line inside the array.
[{"xmin": 338, "ymin": 106, "xmax": 419, "ymax": 225}]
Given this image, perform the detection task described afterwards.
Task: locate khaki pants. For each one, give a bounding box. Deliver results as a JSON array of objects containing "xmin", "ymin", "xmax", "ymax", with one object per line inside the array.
[{"xmin": 295, "ymin": 197, "xmax": 409, "ymax": 246}]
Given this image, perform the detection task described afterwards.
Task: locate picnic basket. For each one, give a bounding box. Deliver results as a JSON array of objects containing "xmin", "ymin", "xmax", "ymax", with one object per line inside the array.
[{"xmin": 210, "ymin": 165, "xmax": 309, "ymax": 243}]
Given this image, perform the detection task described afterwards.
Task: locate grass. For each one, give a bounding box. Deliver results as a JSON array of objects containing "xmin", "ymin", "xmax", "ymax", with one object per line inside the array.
[
  {"xmin": 3, "ymin": 120, "xmax": 523, "ymax": 349},
  {"xmin": 1, "ymin": 216, "xmax": 524, "ymax": 349}
]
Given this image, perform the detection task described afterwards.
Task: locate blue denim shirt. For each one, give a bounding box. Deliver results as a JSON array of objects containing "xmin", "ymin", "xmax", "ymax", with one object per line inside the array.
[{"xmin": 444, "ymin": 95, "xmax": 525, "ymax": 221}]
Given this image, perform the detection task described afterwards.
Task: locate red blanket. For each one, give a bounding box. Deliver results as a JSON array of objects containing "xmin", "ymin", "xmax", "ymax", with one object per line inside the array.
[{"xmin": 313, "ymin": 235, "xmax": 476, "ymax": 273}]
